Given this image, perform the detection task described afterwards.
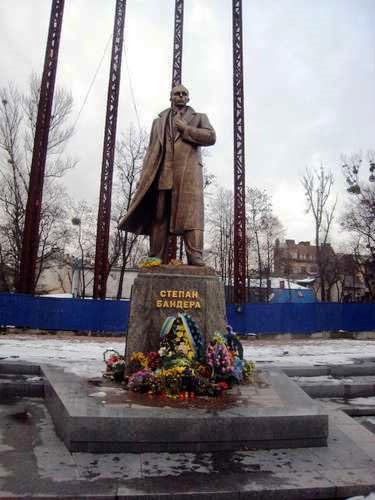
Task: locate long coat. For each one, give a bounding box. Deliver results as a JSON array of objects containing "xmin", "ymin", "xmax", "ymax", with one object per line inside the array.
[{"xmin": 118, "ymin": 106, "xmax": 216, "ymax": 235}]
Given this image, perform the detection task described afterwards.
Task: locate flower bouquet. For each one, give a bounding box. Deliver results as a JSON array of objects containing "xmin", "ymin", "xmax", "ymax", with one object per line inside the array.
[
  {"xmin": 104, "ymin": 313, "xmax": 255, "ymax": 398},
  {"xmin": 103, "ymin": 349, "xmax": 126, "ymax": 382}
]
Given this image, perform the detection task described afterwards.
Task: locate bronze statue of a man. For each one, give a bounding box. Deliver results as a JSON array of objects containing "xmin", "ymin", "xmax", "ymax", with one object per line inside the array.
[{"xmin": 118, "ymin": 84, "xmax": 216, "ymax": 265}]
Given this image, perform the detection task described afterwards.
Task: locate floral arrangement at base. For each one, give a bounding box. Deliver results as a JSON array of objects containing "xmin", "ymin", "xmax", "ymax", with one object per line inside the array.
[
  {"xmin": 103, "ymin": 349, "xmax": 126, "ymax": 382},
  {"xmin": 168, "ymin": 259, "xmax": 184, "ymax": 266},
  {"xmin": 103, "ymin": 315, "xmax": 255, "ymax": 399},
  {"xmin": 138, "ymin": 257, "xmax": 162, "ymax": 268}
]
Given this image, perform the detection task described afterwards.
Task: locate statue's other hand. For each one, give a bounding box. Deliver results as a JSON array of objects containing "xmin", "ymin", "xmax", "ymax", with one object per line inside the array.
[{"xmin": 175, "ymin": 117, "xmax": 186, "ymax": 132}]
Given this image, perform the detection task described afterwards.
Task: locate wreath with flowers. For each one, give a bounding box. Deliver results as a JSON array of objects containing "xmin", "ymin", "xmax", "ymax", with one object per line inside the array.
[{"xmin": 103, "ymin": 314, "xmax": 255, "ymax": 398}]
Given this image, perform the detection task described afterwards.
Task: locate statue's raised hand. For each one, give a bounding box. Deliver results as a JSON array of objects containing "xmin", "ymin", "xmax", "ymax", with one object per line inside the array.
[{"xmin": 175, "ymin": 117, "xmax": 186, "ymax": 132}]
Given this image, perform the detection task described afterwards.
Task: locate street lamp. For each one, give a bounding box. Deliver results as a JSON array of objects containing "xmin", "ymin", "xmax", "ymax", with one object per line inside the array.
[
  {"xmin": 345, "ymin": 160, "xmax": 375, "ymax": 193},
  {"xmin": 369, "ymin": 162, "xmax": 375, "ymax": 183}
]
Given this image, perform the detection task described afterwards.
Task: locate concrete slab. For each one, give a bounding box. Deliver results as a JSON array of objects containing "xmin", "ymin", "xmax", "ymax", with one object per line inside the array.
[
  {"xmin": 301, "ymin": 382, "xmax": 375, "ymax": 399},
  {"xmin": 282, "ymin": 363, "xmax": 375, "ymax": 378},
  {"xmin": 0, "ymin": 361, "xmax": 41, "ymax": 375},
  {"xmin": 0, "ymin": 374, "xmax": 44, "ymax": 397},
  {"xmin": 0, "ymin": 398, "xmax": 118, "ymax": 498},
  {"xmin": 0, "ymin": 397, "xmax": 375, "ymax": 499},
  {"xmin": 43, "ymin": 366, "xmax": 328, "ymax": 453}
]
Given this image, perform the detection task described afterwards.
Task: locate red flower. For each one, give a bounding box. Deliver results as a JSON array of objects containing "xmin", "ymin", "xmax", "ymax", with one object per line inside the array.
[
  {"xmin": 217, "ymin": 381, "xmax": 229, "ymax": 390},
  {"xmin": 107, "ymin": 355, "xmax": 119, "ymax": 366}
]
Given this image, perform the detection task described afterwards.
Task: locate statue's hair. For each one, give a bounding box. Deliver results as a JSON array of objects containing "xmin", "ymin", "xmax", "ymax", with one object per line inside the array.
[{"xmin": 170, "ymin": 84, "xmax": 189, "ymax": 98}]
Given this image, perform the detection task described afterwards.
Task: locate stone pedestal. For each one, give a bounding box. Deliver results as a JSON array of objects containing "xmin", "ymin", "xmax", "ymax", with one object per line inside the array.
[
  {"xmin": 125, "ymin": 265, "xmax": 227, "ymax": 369},
  {"xmin": 44, "ymin": 365, "xmax": 329, "ymax": 452}
]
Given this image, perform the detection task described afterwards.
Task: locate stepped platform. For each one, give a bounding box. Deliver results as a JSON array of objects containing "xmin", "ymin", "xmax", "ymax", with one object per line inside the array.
[
  {"xmin": 1, "ymin": 360, "xmax": 375, "ymax": 498},
  {"xmin": 42, "ymin": 365, "xmax": 328, "ymax": 453}
]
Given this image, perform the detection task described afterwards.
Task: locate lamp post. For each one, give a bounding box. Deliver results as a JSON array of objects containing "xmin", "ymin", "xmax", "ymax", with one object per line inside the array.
[{"xmin": 71, "ymin": 217, "xmax": 82, "ymax": 298}]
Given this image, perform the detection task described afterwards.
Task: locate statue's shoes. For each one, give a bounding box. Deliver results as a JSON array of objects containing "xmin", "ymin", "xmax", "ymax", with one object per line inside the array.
[{"xmin": 188, "ymin": 258, "xmax": 205, "ymax": 267}]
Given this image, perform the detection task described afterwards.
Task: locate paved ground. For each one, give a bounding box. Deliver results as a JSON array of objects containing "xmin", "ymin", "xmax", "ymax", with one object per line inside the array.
[
  {"xmin": 1, "ymin": 395, "xmax": 375, "ymax": 499},
  {"xmin": 1, "ymin": 335, "xmax": 375, "ymax": 498}
]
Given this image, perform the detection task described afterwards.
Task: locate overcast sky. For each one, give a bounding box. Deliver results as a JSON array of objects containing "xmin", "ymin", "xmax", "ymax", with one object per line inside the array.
[{"xmin": 0, "ymin": 0, "xmax": 374, "ymax": 245}]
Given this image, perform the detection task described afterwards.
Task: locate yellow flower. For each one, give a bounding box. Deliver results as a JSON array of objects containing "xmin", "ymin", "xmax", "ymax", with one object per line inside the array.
[
  {"xmin": 130, "ymin": 352, "xmax": 148, "ymax": 368},
  {"xmin": 138, "ymin": 257, "xmax": 162, "ymax": 268}
]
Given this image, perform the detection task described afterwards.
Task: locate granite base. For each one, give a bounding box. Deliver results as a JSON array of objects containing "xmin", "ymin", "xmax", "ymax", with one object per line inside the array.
[{"xmin": 43, "ymin": 366, "xmax": 328, "ymax": 453}]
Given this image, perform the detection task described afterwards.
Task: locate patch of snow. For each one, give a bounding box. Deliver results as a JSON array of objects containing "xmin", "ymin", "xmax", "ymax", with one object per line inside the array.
[
  {"xmin": 38, "ymin": 293, "xmax": 73, "ymax": 298},
  {"xmin": 89, "ymin": 391, "xmax": 107, "ymax": 398},
  {"xmin": 292, "ymin": 375, "xmax": 348, "ymax": 385},
  {"xmin": 243, "ymin": 339, "xmax": 375, "ymax": 367},
  {"xmin": 348, "ymin": 494, "xmax": 375, "ymax": 500},
  {"xmin": 348, "ymin": 397, "xmax": 375, "ymax": 407},
  {"xmin": 0, "ymin": 336, "xmax": 375, "ymax": 378}
]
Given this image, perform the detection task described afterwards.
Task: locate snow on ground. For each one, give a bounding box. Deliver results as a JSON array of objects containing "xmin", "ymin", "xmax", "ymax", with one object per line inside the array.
[
  {"xmin": 0, "ymin": 335, "xmax": 124, "ymax": 378},
  {"xmin": 1, "ymin": 334, "xmax": 375, "ymax": 378},
  {"xmin": 349, "ymin": 397, "xmax": 375, "ymax": 407},
  {"xmin": 291, "ymin": 375, "xmax": 351, "ymax": 385},
  {"xmin": 245, "ymin": 339, "xmax": 375, "ymax": 367}
]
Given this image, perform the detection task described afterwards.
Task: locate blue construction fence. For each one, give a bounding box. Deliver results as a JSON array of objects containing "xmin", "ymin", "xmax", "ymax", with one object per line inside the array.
[{"xmin": 0, "ymin": 293, "xmax": 374, "ymax": 335}]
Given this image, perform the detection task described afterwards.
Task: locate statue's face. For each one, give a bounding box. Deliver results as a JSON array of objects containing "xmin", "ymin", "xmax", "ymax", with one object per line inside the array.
[{"xmin": 170, "ymin": 85, "xmax": 189, "ymax": 108}]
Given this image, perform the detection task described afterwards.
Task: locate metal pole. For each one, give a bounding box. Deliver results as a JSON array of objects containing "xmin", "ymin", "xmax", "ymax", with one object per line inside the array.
[
  {"xmin": 18, "ymin": 0, "xmax": 65, "ymax": 294},
  {"xmin": 93, "ymin": 0, "xmax": 127, "ymax": 299},
  {"xmin": 232, "ymin": 0, "xmax": 247, "ymax": 304},
  {"xmin": 168, "ymin": 0, "xmax": 185, "ymax": 262},
  {"xmin": 171, "ymin": 0, "xmax": 184, "ymax": 88}
]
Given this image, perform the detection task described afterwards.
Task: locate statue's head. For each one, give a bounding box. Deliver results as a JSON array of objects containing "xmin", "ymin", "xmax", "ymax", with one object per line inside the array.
[{"xmin": 170, "ymin": 84, "xmax": 189, "ymax": 109}]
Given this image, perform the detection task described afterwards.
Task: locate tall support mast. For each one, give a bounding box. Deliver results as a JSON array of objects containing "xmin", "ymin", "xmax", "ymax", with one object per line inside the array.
[
  {"xmin": 18, "ymin": 0, "xmax": 65, "ymax": 294},
  {"xmin": 172, "ymin": 0, "xmax": 184, "ymax": 88},
  {"xmin": 232, "ymin": 0, "xmax": 247, "ymax": 303},
  {"xmin": 168, "ymin": 0, "xmax": 185, "ymax": 261},
  {"xmin": 93, "ymin": 0, "xmax": 127, "ymax": 299}
]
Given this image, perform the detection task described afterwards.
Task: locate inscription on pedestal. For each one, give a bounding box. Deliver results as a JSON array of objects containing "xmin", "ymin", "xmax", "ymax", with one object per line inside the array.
[
  {"xmin": 124, "ymin": 266, "xmax": 227, "ymax": 372},
  {"xmin": 155, "ymin": 289, "xmax": 201, "ymax": 310}
]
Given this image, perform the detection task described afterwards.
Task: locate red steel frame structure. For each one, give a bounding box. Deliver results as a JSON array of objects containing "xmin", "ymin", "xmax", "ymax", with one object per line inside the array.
[
  {"xmin": 167, "ymin": 0, "xmax": 185, "ymax": 262},
  {"xmin": 18, "ymin": 0, "xmax": 65, "ymax": 294},
  {"xmin": 172, "ymin": 0, "xmax": 184, "ymax": 88},
  {"xmin": 18, "ymin": 1, "xmax": 247, "ymax": 302},
  {"xmin": 93, "ymin": 0, "xmax": 127, "ymax": 299},
  {"xmin": 232, "ymin": 0, "xmax": 247, "ymax": 304}
]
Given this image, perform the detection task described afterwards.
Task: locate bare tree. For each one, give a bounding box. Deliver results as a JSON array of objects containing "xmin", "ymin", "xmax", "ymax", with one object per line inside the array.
[
  {"xmin": 69, "ymin": 201, "xmax": 97, "ymax": 298},
  {"xmin": 246, "ymin": 187, "xmax": 270, "ymax": 293},
  {"xmin": 262, "ymin": 214, "xmax": 284, "ymax": 300},
  {"xmin": 35, "ymin": 182, "xmax": 71, "ymax": 287},
  {"xmin": 206, "ymin": 186, "xmax": 283, "ymax": 302},
  {"xmin": 23, "ymin": 73, "xmax": 76, "ymax": 177},
  {"xmin": 301, "ymin": 166, "xmax": 337, "ymax": 301},
  {"xmin": 341, "ymin": 153, "xmax": 375, "ymax": 300},
  {"xmin": 246, "ymin": 187, "xmax": 283, "ymax": 302},
  {"xmin": 203, "ymin": 166, "xmax": 216, "ymax": 191},
  {"xmin": 0, "ymin": 75, "xmax": 76, "ymax": 289},
  {"xmin": 206, "ymin": 188, "xmax": 234, "ymax": 287},
  {"xmin": 110, "ymin": 127, "xmax": 148, "ymax": 299}
]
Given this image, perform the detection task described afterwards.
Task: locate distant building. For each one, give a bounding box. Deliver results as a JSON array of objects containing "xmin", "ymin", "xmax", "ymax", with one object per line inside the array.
[
  {"xmin": 274, "ymin": 239, "xmax": 322, "ymax": 279},
  {"xmin": 33, "ymin": 254, "xmax": 137, "ymax": 299},
  {"xmin": 334, "ymin": 253, "xmax": 370, "ymax": 303},
  {"xmin": 224, "ymin": 277, "xmax": 316, "ymax": 303},
  {"xmin": 273, "ymin": 239, "xmax": 370, "ymax": 302}
]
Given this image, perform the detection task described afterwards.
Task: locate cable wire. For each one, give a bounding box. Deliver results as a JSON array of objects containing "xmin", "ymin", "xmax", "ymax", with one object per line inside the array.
[
  {"xmin": 123, "ymin": 43, "xmax": 142, "ymax": 132},
  {"xmin": 72, "ymin": 33, "xmax": 112, "ymax": 130}
]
